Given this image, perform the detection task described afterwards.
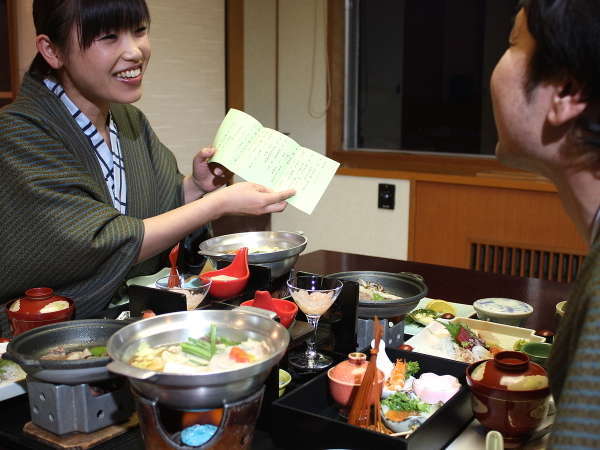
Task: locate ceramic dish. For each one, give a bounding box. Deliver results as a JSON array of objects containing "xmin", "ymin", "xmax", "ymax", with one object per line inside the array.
[
  {"xmin": 279, "ymin": 369, "xmax": 292, "ymax": 397},
  {"xmin": 404, "ymin": 298, "xmax": 476, "ymax": 336},
  {"xmin": 472, "ymin": 298, "xmax": 533, "ymax": 327},
  {"xmin": 405, "ymin": 317, "xmax": 545, "ymax": 364},
  {"xmin": 0, "ymin": 342, "xmax": 26, "ymax": 401}
]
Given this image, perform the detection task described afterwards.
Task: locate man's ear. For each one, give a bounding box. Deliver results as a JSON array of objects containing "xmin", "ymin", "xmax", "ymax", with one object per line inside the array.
[
  {"xmin": 35, "ymin": 35, "xmax": 63, "ymax": 70},
  {"xmin": 547, "ymin": 81, "xmax": 587, "ymax": 126}
]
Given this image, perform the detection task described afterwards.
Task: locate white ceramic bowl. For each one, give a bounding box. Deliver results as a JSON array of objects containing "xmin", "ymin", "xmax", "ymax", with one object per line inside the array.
[{"xmin": 473, "ymin": 298, "xmax": 533, "ymax": 327}]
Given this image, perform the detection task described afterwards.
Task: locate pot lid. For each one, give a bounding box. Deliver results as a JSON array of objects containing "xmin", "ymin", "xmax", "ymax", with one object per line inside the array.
[
  {"xmin": 329, "ymin": 352, "xmax": 383, "ymax": 385},
  {"xmin": 469, "ymin": 351, "xmax": 548, "ymax": 393}
]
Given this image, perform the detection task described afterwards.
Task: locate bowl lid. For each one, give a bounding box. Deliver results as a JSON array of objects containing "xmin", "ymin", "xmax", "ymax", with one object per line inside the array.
[
  {"xmin": 468, "ymin": 351, "xmax": 548, "ymax": 394},
  {"xmin": 473, "ymin": 298, "xmax": 533, "ymax": 315},
  {"xmin": 7, "ymin": 287, "xmax": 73, "ymax": 316}
]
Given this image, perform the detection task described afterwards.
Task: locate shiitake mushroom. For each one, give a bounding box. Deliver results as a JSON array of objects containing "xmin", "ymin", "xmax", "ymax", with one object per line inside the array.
[
  {"xmin": 440, "ymin": 313, "xmax": 455, "ymax": 320},
  {"xmin": 398, "ymin": 344, "xmax": 413, "ymax": 352}
]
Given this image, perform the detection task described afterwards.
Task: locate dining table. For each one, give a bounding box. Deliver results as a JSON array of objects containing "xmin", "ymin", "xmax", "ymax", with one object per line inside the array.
[{"xmin": 0, "ymin": 250, "xmax": 573, "ymax": 450}]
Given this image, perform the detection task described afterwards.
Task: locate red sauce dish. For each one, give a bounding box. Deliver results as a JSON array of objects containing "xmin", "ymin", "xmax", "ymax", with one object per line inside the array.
[
  {"xmin": 241, "ymin": 291, "xmax": 298, "ymax": 328},
  {"xmin": 200, "ymin": 247, "xmax": 250, "ymax": 298}
]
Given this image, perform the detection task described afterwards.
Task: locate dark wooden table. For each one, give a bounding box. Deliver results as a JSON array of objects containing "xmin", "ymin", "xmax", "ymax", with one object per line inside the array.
[
  {"xmin": 0, "ymin": 250, "xmax": 573, "ymax": 450},
  {"xmin": 295, "ymin": 250, "xmax": 572, "ymax": 333}
]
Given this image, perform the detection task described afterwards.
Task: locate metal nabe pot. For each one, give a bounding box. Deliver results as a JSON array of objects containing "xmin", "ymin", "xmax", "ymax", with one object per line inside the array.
[
  {"xmin": 327, "ymin": 271, "xmax": 428, "ymax": 318},
  {"xmin": 106, "ymin": 309, "xmax": 290, "ymax": 410},
  {"xmin": 2, "ymin": 319, "xmax": 128, "ymax": 384}
]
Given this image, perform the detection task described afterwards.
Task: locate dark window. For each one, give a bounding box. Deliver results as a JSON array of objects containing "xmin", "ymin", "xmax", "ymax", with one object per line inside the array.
[{"xmin": 346, "ymin": 0, "xmax": 519, "ymax": 156}]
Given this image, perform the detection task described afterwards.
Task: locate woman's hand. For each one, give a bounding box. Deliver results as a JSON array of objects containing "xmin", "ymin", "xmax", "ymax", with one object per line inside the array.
[
  {"xmin": 192, "ymin": 147, "xmax": 232, "ymax": 193},
  {"xmin": 210, "ymin": 182, "xmax": 296, "ymax": 215}
]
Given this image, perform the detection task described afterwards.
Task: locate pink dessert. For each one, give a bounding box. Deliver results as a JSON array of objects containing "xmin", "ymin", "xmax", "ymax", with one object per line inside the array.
[{"xmin": 413, "ymin": 372, "xmax": 460, "ymax": 404}]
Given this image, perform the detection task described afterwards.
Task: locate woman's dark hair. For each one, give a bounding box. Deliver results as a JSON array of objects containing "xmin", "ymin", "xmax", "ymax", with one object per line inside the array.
[
  {"xmin": 30, "ymin": 0, "xmax": 150, "ymax": 80},
  {"xmin": 521, "ymin": 0, "xmax": 600, "ymax": 150}
]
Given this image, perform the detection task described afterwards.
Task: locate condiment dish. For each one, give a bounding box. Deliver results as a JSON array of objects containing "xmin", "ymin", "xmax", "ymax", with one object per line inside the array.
[
  {"xmin": 200, "ymin": 247, "xmax": 249, "ymax": 298},
  {"xmin": 240, "ymin": 291, "xmax": 298, "ymax": 328}
]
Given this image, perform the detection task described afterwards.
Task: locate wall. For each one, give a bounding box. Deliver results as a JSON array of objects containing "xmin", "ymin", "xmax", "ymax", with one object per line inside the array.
[
  {"xmin": 15, "ymin": 0, "xmax": 224, "ymax": 176},
  {"xmin": 244, "ymin": 0, "xmax": 410, "ymax": 258}
]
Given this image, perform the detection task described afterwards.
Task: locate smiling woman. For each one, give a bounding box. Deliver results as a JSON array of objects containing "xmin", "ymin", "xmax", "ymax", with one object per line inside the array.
[{"xmin": 0, "ymin": 0, "xmax": 295, "ymax": 329}]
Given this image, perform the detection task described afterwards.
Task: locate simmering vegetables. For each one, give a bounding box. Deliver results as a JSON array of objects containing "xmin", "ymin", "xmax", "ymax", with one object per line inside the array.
[{"xmin": 129, "ymin": 324, "xmax": 269, "ymax": 374}]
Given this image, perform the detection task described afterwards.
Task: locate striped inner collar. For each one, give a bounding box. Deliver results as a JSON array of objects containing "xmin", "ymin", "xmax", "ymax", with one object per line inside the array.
[{"xmin": 43, "ymin": 79, "xmax": 127, "ymax": 214}]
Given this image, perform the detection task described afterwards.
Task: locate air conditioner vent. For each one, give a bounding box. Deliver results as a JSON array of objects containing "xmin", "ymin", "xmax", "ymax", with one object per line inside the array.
[{"xmin": 470, "ymin": 241, "xmax": 584, "ymax": 282}]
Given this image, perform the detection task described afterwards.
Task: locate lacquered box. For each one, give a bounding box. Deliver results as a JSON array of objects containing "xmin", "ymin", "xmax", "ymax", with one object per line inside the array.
[{"xmin": 271, "ymin": 349, "xmax": 472, "ymax": 450}]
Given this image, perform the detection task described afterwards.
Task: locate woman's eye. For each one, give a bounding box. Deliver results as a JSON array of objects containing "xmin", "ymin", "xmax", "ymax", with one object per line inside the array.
[
  {"xmin": 98, "ymin": 33, "xmax": 118, "ymax": 41},
  {"xmin": 135, "ymin": 26, "xmax": 147, "ymax": 35}
]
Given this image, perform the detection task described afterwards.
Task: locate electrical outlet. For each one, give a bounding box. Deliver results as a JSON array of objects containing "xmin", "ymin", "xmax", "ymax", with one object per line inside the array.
[{"xmin": 378, "ymin": 184, "xmax": 395, "ymax": 209}]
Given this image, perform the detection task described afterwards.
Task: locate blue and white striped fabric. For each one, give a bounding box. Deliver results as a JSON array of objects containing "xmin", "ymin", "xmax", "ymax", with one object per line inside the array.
[{"xmin": 43, "ymin": 79, "xmax": 127, "ymax": 214}]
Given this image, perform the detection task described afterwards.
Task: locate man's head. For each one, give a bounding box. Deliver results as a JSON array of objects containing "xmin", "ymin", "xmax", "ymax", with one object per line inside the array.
[{"xmin": 492, "ymin": 0, "xmax": 600, "ymax": 173}]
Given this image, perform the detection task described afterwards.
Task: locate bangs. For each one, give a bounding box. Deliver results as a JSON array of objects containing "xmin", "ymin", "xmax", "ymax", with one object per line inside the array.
[{"xmin": 75, "ymin": 0, "xmax": 150, "ymax": 49}]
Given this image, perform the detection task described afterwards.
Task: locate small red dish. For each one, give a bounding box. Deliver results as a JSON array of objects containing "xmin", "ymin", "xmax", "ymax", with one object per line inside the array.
[
  {"xmin": 200, "ymin": 247, "xmax": 250, "ymax": 298},
  {"xmin": 5, "ymin": 287, "xmax": 74, "ymax": 336},
  {"xmin": 241, "ymin": 291, "xmax": 298, "ymax": 328}
]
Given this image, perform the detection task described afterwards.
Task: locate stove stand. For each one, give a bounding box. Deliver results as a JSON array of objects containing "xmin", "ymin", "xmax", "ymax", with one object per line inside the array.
[
  {"xmin": 356, "ymin": 317, "xmax": 405, "ymax": 351},
  {"xmin": 133, "ymin": 385, "xmax": 264, "ymax": 450},
  {"xmin": 26, "ymin": 376, "xmax": 134, "ymax": 435}
]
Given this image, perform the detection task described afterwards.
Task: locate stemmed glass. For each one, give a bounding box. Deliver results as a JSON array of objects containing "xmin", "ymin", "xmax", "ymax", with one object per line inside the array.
[{"xmin": 286, "ymin": 275, "xmax": 343, "ymax": 370}]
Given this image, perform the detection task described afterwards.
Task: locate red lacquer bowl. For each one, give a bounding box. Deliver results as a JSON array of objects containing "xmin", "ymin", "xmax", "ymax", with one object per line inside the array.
[
  {"xmin": 200, "ymin": 247, "xmax": 250, "ymax": 298},
  {"xmin": 240, "ymin": 291, "xmax": 298, "ymax": 328},
  {"xmin": 466, "ymin": 351, "xmax": 550, "ymax": 446},
  {"xmin": 5, "ymin": 287, "xmax": 74, "ymax": 336},
  {"xmin": 327, "ymin": 352, "xmax": 384, "ymax": 408}
]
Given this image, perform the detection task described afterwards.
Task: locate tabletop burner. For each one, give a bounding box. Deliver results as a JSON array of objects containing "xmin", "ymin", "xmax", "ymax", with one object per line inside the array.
[
  {"xmin": 25, "ymin": 375, "xmax": 134, "ymax": 435},
  {"xmin": 132, "ymin": 385, "xmax": 264, "ymax": 449}
]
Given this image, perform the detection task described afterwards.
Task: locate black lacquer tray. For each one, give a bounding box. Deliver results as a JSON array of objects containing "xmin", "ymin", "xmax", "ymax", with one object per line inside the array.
[{"xmin": 271, "ymin": 349, "xmax": 473, "ymax": 450}]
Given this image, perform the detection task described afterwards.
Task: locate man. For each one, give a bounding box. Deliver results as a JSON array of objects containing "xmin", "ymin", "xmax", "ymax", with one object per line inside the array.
[{"xmin": 491, "ymin": 0, "xmax": 600, "ymax": 446}]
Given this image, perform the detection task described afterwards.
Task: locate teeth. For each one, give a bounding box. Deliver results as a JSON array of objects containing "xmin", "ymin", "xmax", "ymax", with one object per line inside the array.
[{"xmin": 116, "ymin": 68, "xmax": 141, "ymax": 79}]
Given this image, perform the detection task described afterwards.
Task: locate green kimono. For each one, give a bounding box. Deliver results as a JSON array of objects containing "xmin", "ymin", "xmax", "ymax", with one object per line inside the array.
[{"xmin": 0, "ymin": 73, "xmax": 184, "ymax": 328}]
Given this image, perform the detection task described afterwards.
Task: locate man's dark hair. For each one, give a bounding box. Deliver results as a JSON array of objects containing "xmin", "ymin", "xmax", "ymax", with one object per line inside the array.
[
  {"xmin": 30, "ymin": 0, "xmax": 150, "ymax": 80},
  {"xmin": 522, "ymin": 0, "xmax": 600, "ymax": 149}
]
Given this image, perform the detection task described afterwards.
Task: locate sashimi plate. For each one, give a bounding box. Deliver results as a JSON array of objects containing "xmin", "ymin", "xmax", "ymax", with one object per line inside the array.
[
  {"xmin": 0, "ymin": 342, "xmax": 26, "ymax": 401},
  {"xmin": 405, "ymin": 317, "xmax": 545, "ymax": 364}
]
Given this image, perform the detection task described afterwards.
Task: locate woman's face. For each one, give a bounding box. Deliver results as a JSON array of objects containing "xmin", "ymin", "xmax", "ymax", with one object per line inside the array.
[{"xmin": 58, "ymin": 23, "xmax": 151, "ymax": 113}]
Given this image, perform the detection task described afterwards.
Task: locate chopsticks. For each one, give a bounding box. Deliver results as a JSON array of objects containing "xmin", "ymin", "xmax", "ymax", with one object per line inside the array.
[{"xmin": 348, "ymin": 316, "xmax": 383, "ymax": 428}]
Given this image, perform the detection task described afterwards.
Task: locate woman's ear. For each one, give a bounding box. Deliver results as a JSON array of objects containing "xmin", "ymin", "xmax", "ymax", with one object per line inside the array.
[
  {"xmin": 35, "ymin": 34, "xmax": 63, "ymax": 70},
  {"xmin": 547, "ymin": 81, "xmax": 587, "ymax": 126}
]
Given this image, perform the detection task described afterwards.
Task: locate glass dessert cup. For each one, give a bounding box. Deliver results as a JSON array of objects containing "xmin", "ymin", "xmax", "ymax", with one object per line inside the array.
[{"xmin": 286, "ymin": 276, "xmax": 343, "ymax": 370}]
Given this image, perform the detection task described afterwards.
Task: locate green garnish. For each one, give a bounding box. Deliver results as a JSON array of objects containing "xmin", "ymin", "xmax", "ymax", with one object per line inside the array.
[
  {"xmin": 407, "ymin": 309, "xmax": 438, "ymax": 326},
  {"xmin": 513, "ymin": 339, "xmax": 527, "ymax": 351},
  {"xmin": 382, "ymin": 391, "xmax": 430, "ymax": 413},
  {"xmin": 372, "ymin": 292, "xmax": 385, "ymax": 301},
  {"xmin": 406, "ymin": 361, "xmax": 420, "ymax": 378},
  {"xmin": 88, "ymin": 346, "xmax": 107, "ymax": 357},
  {"xmin": 209, "ymin": 324, "xmax": 217, "ymax": 356},
  {"xmin": 217, "ymin": 336, "xmax": 241, "ymax": 346}
]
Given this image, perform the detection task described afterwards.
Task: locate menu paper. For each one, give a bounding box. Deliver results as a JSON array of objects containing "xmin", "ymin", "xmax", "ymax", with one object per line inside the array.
[{"xmin": 210, "ymin": 109, "xmax": 340, "ymax": 215}]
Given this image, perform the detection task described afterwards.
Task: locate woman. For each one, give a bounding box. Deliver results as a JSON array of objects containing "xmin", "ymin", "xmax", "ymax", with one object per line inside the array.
[
  {"xmin": 0, "ymin": 0, "xmax": 294, "ymax": 324},
  {"xmin": 491, "ymin": 0, "xmax": 600, "ymax": 445}
]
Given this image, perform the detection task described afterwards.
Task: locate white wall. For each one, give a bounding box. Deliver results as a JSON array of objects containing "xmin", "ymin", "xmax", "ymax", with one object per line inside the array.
[
  {"xmin": 16, "ymin": 0, "xmax": 224, "ymax": 176},
  {"xmin": 136, "ymin": 0, "xmax": 225, "ymax": 175},
  {"xmin": 244, "ymin": 0, "xmax": 410, "ymax": 259}
]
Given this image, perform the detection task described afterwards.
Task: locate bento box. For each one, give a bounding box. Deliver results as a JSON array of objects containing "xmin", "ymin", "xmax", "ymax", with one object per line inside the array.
[{"xmin": 271, "ymin": 349, "xmax": 472, "ymax": 450}]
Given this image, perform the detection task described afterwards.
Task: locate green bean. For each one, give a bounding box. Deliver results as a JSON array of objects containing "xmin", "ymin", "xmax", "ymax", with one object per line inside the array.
[{"xmin": 181, "ymin": 343, "xmax": 211, "ymax": 360}]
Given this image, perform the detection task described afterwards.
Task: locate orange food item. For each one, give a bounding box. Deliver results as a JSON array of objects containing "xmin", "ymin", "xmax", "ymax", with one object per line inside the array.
[
  {"xmin": 385, "ymin": 409, "xmax": 415, "ymax": 422},
  {"xmin": 489, "ymin": 345, "xmax": 504, "ymax": 356},
  {"xmin": 229, "ymin": 346, "xmax": 250, "ymax": 363},
  {"xmin": 385, "ymin": 359, "xmax": 407, "ymax": 390},
  {"xmin": 142, "ymin": 309, "xmax": 156, "ymax": 319}
]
